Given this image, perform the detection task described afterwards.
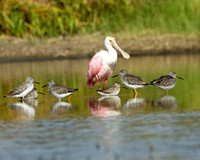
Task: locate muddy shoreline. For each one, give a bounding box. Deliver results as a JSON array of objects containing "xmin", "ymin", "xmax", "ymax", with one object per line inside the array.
[{"xmin": 0, "ymin": 35, "xmax": 200, "ymax": 63}]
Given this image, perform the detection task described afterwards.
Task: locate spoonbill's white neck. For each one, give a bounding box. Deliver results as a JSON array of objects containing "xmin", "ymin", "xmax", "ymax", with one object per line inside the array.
[{"xmin": 105, "ymin": 43, "xmax": 117, "ymax": 55}]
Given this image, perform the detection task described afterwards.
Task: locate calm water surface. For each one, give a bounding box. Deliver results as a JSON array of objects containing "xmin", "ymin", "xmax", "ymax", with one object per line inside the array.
[{"xmin": 0, "ymin": 54, "xmax": 200, "ymax": 160}]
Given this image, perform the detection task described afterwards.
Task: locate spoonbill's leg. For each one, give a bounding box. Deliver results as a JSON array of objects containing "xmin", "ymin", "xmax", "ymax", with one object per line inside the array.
[
  {"xmin": 103, "ymin": 79, "xmax": 107, "ymax": 89},
  {"xmin": 166, "ymin": 90, "xmax": 168, "ymax": 95},
  {"xmin": 98, "ymin": 80, "xmax": 101, "ymax": 90}
]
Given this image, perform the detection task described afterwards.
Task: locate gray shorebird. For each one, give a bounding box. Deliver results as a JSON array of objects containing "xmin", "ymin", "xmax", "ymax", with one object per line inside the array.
[
  {"xmin": 112, "ymin": 70, "xmax": 148, "ymax": 98},
  {"xmin": 42, "ymin": 80, "xmax": 78, "ymax": 102},
  {"xmin": 4, "ymin": 77, "xmax": 40, "ymax": 101},
  {"xmin": 24, "ymin": 88, "xmax": 44, "ymax": 99},
  {"xmin": 96, "ymin": 82, "xmax": 121, "ymax": 96},
  {"xmin": 149, "ymin": 72, "xmax": 183, "ymax": 94}
]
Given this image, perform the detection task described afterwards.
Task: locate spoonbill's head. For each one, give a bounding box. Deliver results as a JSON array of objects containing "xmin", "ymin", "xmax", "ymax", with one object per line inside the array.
[{"xmin": 105, "ymin": 36, "xmax": 130, "ymax": 59}]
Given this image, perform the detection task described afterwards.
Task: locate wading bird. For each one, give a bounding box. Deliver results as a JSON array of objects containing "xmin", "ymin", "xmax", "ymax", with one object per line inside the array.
[
  {"xmin": 96, "ymin": 82, "xmax": 121, "ymax": 96},
  {"xmin": 4, "ymin": 77, "xmax": 40, "ymax": 102},
  {"xmin": 42, "ymin": 80, "xmax": 78, "ymax": 103},
  {"xmin": 86, "ymin": 36, "xmax": 130, "ymax": 90},
  {"xmin": 149, "ymin": 72, "xmax": 184, "ymax": 94},
  {"xmin": 113, "ymin": 70, "xmax": 147, "ymax": 98}
]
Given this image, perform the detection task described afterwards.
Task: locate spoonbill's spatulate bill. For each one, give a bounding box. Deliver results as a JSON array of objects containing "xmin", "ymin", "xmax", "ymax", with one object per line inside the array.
[{"xmin": 86, "ymin": 36, "xmax": 130, "ymax": 90}]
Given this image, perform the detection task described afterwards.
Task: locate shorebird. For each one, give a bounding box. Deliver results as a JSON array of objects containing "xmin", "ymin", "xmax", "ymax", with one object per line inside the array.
[
  {"xmin": 86, "ymin": 36, "xmax": 130, "ymax": 90},
  {"xmin": 24, "ymin": 88, "xmax": 44, "ymax": 99},
  {"xmin": 4, "ymin": 77, "xmax": 40, "ymax": 101},
  {"xmin": 112, "ymin": 70, "xmax": 147, "ymax": 98},
  {"xmin": 42, "ymin": 80, "xmax": 78, "ymax": 103},
  {"xmin": 149, "ymin": 72, "xmax": 184, "ymax": 94},
  {"xmin": 96, "ymin": 82, "xmax": 121, "ymax": 96}
]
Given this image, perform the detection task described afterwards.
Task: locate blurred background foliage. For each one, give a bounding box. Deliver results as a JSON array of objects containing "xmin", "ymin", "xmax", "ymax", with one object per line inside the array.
[{"xmin": 0, "ymin": 0, "xmax": 200, "ymax": 38}]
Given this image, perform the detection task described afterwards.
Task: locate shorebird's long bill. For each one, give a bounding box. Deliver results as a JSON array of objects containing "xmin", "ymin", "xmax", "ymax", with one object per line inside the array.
[
  {"xmin": 177, "ymin": 76, "xmax": 184, "ymax": 80},
  {"xmin": 38, "ymin": 92, "xmax": 45, "ymax": 95},
  {"xmin": 34, "ymin": 81, "xmax": 40, "ymax": 84},
  {"xmin": 121, "ymin": 87, "xmax": 127, "ymax": 89},
  {"xmin": 112, "ymin": 74, "xmax": 119, "ymax": 78},
  {"xmin": 42, "ymin": 84, "xmax": 48, "ymax": 88},
  {"xmin": 111, "ymin": 39, "xmax": 130, "ymax": 59}
]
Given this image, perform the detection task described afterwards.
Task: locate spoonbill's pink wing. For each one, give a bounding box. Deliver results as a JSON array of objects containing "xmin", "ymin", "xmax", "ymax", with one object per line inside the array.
[{"xmin": 86, "ymin": 55, "xmax": 103, "ymax": 87}]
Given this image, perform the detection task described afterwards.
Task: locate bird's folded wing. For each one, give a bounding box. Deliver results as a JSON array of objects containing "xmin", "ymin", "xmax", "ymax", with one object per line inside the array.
[
  {"xmin": 6, "ymin": 82, "xmax": 28, "ymax": 96},
  {"xmin": 52, "ymin": 85, "xmax": 68, "ymax": 94}
]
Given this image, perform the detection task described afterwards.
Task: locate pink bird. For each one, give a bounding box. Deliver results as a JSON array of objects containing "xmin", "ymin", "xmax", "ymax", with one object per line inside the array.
[{"xmin": 86, "ymin": 36, "xmax": 130, "ymax": 90}]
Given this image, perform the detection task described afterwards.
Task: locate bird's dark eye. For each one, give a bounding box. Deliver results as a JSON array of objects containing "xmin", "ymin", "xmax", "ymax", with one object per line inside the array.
[{"xmin": 109, "ymin": 40, "xmax": 112, "ymax": 42}]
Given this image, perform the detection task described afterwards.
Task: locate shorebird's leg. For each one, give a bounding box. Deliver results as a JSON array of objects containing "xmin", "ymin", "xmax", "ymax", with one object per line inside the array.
[
  {"xmin": 22, "ymin": 97, "xmax": 24, "ymax": 102},
  {"xmin": 98, "ymin": 80, "xmax": 101, "ymax": 90},
  {"xmin": 59, "ymin": 98, "xmax": 61, "ymax": 101},
  {"xmin": 68, "ymin": 95, "xmax": 72, "ymax": 104},
  {"xmin": 166, "ymin": 90, "xmax": 168, "ymax": 95},
  {"xmin": 133, "ymin": 89, "xmax": 138, "ymax": 98},
  {"xmin": 103, "ymin": 79, "xmax": 107, "ymax": 89}
]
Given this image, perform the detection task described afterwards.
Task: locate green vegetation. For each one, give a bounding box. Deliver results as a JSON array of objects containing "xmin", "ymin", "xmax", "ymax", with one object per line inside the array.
[{"xmin": 0, "ymin": 0, "xmax": 200, "ymax": 38}]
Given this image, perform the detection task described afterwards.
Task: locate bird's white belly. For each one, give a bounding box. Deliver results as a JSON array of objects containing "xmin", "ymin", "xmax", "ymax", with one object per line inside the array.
[
  {"xmin": 14, "ymin": 84, "xmax": 34, "ymax": 97},
  {"xmin": 50, "ymin": 91, "xmax": 72, "ymax": 99},
  {"xmin": 123, "ymin": 83, "xmax": 144, "ymax": 89},
  {"xmin": 158, "ymin": 83, "xmax": 175, "ymax": 90}
]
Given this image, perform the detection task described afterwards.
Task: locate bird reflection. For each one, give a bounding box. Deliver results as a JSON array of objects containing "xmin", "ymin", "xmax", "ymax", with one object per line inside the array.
[
  {"xmin": 123, "ymin": 98, "xmax": 147, "ymax": 113},
  {"xmin": 6, "ymin": 101, "xmax": 35, "ymax": 120},
  {"xmin": 88, "ymin": 96, "xmax": 121, "ymax": 117},
  {"xmin": 50, "ymin": 101, "xmax": 74, "ymax": 116},
  {"xmin": 24, "ymin": 99, "xmax": 39, "ymax": 108},
  {"xmin": 154, "ymin": 95, "xmax": 177, "ymax": 109}
]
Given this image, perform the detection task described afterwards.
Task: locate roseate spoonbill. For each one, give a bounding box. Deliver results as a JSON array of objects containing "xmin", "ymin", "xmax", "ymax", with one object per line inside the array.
[
  {"xmin": 149, "ymin": 72, "xmax": 183, "ymax": 94},
  {"xmin": 86, "ymin": 36, "xmax": 130, "ymax": 90}
]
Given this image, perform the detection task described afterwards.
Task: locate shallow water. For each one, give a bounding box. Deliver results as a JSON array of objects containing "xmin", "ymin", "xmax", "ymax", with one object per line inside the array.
[{"xmin": 0, "ymin": 54, "xmax": 200, "ymax": 160}]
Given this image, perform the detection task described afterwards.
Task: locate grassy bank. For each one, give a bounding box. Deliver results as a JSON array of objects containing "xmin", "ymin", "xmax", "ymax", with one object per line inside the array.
[{"xmin": 0, "ymin": 0, "xmax": 200, "ymax": 38}]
